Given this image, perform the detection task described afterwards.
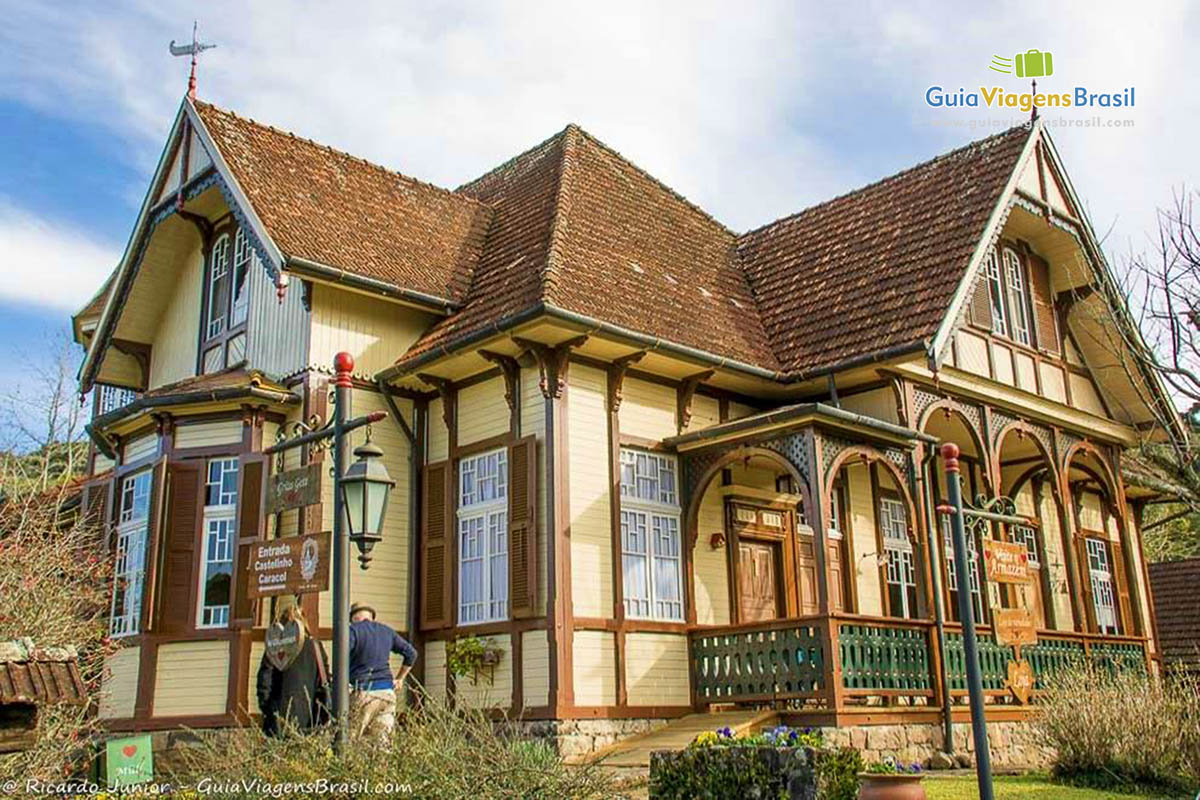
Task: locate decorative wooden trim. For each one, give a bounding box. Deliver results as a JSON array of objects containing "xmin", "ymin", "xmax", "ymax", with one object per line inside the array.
[
  {"xmin": 111, "ymin": 339, "xmax": 152, "ymax": 391},
  {"xmin": 605, "ymin": 364, "xmax": 629, "ymax": 705},
  {"xmin": 479, "ymin": 350, "xmax": 521, "ymax": 433},
  {"xmin": 676, "ymin": 370, "xmax": 715, "ymax": 432},
  {"xmin": 514, "ymin": 336, "xmax": 587, "ymax": 400},
  {"xmin": 606, "ymin": 352, "xmax": 646, "ymax": 412},
  {"xmin": 418, "ymin": 373, "xmax": 457, "ymax": 435},
  {"xmin": 618, "ymin": 433, "xmax": 668, "ymax": 451}
]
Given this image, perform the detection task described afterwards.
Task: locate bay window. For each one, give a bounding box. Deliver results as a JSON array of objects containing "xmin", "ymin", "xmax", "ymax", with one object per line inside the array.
[
  {"xmin": 111, "ymin": 470, "xmax": 151, "ymax": 637},
  {"xmin": 458, "ymin": 448, "xmax": 508, "ymax": 624},
  {"xmin": 619, "ymin": 449, "xmax": 683, "ymax": 621},
  {"xmin": 198, "ymin": 458, "xmax": 238, "ymax": 628}
]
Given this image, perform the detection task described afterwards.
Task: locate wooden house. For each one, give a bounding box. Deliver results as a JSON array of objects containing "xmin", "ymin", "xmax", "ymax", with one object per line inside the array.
[{"xmin": 72, "ymin": 96, "xmax": 1177, "ymax": 757}]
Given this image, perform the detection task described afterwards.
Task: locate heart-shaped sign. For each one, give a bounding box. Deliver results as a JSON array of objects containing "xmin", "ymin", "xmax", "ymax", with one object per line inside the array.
[
  {"xmin": 122, "ymin": 745, "xmax": 137, "ymax": 758},
  {"xmin": 265, "ymin": 619, "xmax": 306, "ymax": 670}
]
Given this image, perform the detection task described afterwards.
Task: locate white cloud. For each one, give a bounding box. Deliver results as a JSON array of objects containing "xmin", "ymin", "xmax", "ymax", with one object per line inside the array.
[{"xmin": 0, "ymin": 199, "xmax": 120, "ymax": 310}]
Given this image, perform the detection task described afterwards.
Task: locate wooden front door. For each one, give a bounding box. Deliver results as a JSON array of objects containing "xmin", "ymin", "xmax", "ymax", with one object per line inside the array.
[
  {"xmin": 795, "ymin": 533, "xmax": 819, "ymax": 615},
  {"xmin": 738, "ymin": 540, "xmax": 780, "ymax": 622}
]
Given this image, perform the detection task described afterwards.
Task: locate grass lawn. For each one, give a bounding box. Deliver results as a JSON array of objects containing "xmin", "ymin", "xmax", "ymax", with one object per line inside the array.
[{"xmin": 923, "ymin": 774, "xmax": 1191, "ymax": 799}]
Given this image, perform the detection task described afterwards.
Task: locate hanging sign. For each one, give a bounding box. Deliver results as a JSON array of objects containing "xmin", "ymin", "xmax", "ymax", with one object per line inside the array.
[
  {"xmin": 106, "ymin": 733, "xmax": 153, "ymax": 787},
  {"xmin": 983, "ymin": 539, "xmax": 1031, "ymax": 584},
  {"xmin": 246, "ymin": 532, "xmax": 331, "ymax": 599},
  {"xmin": 266, "ymin": 463, "xmax": 324, "ymax": 515},
  {"xmin": 1005, "ymin": 659, "xmax": 1035, "ymax": 704},
  {"xmin": 992, "ymin": 606, "xmax": 1037, "ymax": 647}
]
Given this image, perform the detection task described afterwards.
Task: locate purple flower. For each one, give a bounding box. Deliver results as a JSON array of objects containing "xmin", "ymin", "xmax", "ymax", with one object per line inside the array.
[{"xmin": 717, "ymin": 726, "xmax": 733, "ymax": 739}]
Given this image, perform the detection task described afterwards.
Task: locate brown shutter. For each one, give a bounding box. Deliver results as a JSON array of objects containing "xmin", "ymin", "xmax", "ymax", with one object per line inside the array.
[
  {"xmin": 232, "ymin": 456, "xmax": 266, "ymax": 626},
  {"xmin": 420, "ymin": 460, "xmax": 453, "ymax": 630},
  {"xmin": 967, "ymin": 274, "xmax": 993, "ymax": 330},
  {"xmin": 157, "ymin": 462, "xmax": 203, "ymax": 635},
  {"xmin": 84, "ymin": 480, "xmax": 113, "ymax": 547},
  {"xmin": 1074, "ymin": 535, "xmax": 1096, "ymax": 632},
  {"xmin": 1027, "ymin": 253, "xmax": 1059, "ymax": 354},
  {"xmin": 508, "ymin": 436, "xmax": 539, "ymax": 618},
  {"xmin": 1109, "ymin": 540, "xmax": 1135, "ymax": 635}
]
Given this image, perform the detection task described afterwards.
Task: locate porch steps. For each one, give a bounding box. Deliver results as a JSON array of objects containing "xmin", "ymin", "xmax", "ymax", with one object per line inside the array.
[{"xmin": 582, "ymin": 708, "xmax": 780, "ymax": 768}]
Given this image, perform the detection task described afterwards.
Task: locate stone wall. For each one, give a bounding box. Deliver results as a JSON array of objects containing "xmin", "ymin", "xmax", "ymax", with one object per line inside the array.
[
  {"xmin": 818, "ymin": 720, "xmax": 1053, "ymax": 770},
  {"xmin": 508, "ymin": 718, "xmax": 671, "ymax": 761}
]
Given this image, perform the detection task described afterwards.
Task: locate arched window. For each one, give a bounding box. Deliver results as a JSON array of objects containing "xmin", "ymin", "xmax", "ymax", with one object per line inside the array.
[
  {"xmin": 200, "ymin": 227, "xmax": 253, "ymax": 373},
  {"xmin": 984, "ymin": 245, "xmax": 1035, "ymax": 347}
]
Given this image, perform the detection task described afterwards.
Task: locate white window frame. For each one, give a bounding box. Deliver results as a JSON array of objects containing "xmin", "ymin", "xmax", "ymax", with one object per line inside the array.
[
  {"xmin": 1003, "ymin": 247, "xmax": 1032, "ymax": 346},
  {"xmin": 457, "ymin": 448, "xmax": 508, "ymax": 625},
  {"xmin": 229, "ymin": 228, "xmax": 252, "ymax": 328},
  {"xmin": 110, "ymin": 470, "xmax": 151, "ymax": 637},
  {"xmin": 1012, "ymin": 524, "xmax": 1040, "ymax": 568},
  {"xmin": 879, "ymin": 497, "xmax": 917, "ymax": 618},
  {"xmin": 985, "ymin": 247, "xmax": 1008, "ymax": 338},
  {"xmin": 198, "ymin": 458, "xmax": 239, "ymax": 629},
  {"xmin": 941, "ymin": 515, "xmax": 985, "ymax": 624},
  {"xmin": 1086, "ymin": 537, "xmax": 1119, "ymax": 635},
  {"xmin": 827, "ymin": 483, "xmax": 844, "ymax": 540},
  {"xmin": 619, "ymin": 449, "xmax": 683, "ymax": 621},
  {"xmin": 205, "ymin": 233, "xmax": 231, "ymax": 340}
]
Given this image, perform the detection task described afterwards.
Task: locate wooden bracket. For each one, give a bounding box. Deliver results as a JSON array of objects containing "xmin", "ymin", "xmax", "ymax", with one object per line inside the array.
[
  {"xmin": 513, "ymin": 336, "xmax": 587, "ymax": 399},
  {"xmin": 606, "ymin": 352, "xmax": 646, "ymax": 412},
  {"xmin": 676, "ymin": 370, "xmax": 715, "ymax": 431},
  {"xmin": 152, "ymin": 412, "xmax": 174, "ymax": 438},
  {"xmin": 478, "ymin": 350, "xmax": 522, "ymax": 411},
  {"xmin": 417, "ymin": 373, "xmax": 456, "ymax": 434},
  {"xmin": 111, "ymin": 339, "xmax": 152, "ymax": 391},
  {"xmin": 176, "ymin": 209, "xmax": 215, "ymax": 244}
]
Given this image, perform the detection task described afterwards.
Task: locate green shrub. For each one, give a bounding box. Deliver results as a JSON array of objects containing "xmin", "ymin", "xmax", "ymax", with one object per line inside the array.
[
  {"xmin": 1036, "ymin": 662, "xmax": 1200, "ymax": 795},
  {"xmin": 814, "ymin": 746, "xmax": 863, "ymax": 800}
]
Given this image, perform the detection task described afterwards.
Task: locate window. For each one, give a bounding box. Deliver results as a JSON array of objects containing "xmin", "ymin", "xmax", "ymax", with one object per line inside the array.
[
  {"xmin": 201, "ymin": 228, "xmax": 253, "ymax": 374},
  {"xmin": 879, "ymin": 497, "xmax": 917, "ymax": 619},
  {"xmin": 941, "ymin": 515, "xmax": 985, "ymax": 624},
  {"xmin": 111, "ymin": 471, "xmax": 151, "ymax": 637},
  {"xmin": 1086, "ymin": 537, "xmax": 1119, "ymax": 635},
  {"xmin": 96, "ymin": 384, "xmax": 139, "ymax": 417},
  {"xmin": 458, "ymin": 449, "xmax": 508, "ymax": 624},
  {"xmin": 619, "ymin": 449, "xmax": 683, "ymax": 621},
  {"xmin": 198, "ymin": 458, "xmax": 238, "ymax": 628},
  {"xmin": 1012, "ymin": 524, "xmax": 1040, "ymax": 568},
  {"xmin": 827, "ymin": 483, "xmax": 845, "ymax": 539},
  {"xmin": 985, "ymin": 245, "xmax": 1035, "ymax": 347}
]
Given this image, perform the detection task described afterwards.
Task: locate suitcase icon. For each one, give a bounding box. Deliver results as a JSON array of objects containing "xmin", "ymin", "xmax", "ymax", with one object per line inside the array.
[{"xmin": 1015, "ymin": 49, "xmax": 1053, "ymax": 78}]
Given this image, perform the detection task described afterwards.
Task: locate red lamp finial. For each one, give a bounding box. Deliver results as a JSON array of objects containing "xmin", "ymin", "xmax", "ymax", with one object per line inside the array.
[
  {"xmin": 940, "ymin": 442, "xmax": 960, "ymax": 473},
  {"xmin": 333, "ymin": 352, "xmax": 355, "ymax": 387}
]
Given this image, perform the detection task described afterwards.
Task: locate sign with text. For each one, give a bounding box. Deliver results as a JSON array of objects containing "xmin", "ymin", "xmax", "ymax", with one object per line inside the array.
[
  {"xmin": 266, "ymin": 463, "xmax": 324, "ymax": 515},
  {"xmin": 1005, "ymin": 658, "xmax": 1035, "ymax": 704},
  {"xmin": 106, "ymin": 733, "xmax": 153, "ymax": 788},
  {"xmin": 983, "ymin": 538, "xmax": 1031, "ymax": 584},
  {"xmin": 246, "ymin": 532, "xmax": 331, "ymax": 599},
  {"xmin": 993, "ymin": 606, "xmax": 1038, "ymax": 648}
]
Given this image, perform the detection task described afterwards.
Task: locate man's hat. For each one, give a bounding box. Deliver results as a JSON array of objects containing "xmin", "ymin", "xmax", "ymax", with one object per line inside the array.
[{"xmin": 349, "ymin": 602, "xmax": 376, "ymax": 619}]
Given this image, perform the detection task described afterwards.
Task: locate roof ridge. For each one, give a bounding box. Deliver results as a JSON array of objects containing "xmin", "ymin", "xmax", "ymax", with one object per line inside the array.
[
  {"xmin": 739, "ymin": 122, "xmax": 1035, "ymax": 241},
  {"xmin": 455, "ymin": 125, "xmax": 572, "ymax": 194},
  {"xmin": 540, "ymin": 126, "xmax": 577, "ymax": 303},
  {"xmin": 192, "ymin": 100, "xmax": 485, "ymax": 212}
]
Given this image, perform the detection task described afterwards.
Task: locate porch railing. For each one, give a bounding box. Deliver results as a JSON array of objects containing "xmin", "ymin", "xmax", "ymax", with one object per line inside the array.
[{"xmin": 690, "ymin": 615, "xmax": 1148, "ymax": 710}]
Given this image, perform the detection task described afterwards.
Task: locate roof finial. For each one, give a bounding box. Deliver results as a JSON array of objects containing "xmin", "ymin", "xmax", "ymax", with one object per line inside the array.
[
  {"xmin": 169, "ymin": 21, "xmax": 217, "ymax": 100},
  {"xmin": 1030, "ymin": 78, "xmax": 1038, "ymax": 122}
]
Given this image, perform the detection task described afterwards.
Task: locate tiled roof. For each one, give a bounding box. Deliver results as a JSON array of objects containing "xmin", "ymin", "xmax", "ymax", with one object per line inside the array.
[
  {"xmin": 194, "ymin": 102, "xmax": 493, "ymax": 304},
  {"xmin": 737, "ymin": 125, "xmax": 1032, "ymax": 376},
  {"xmin": 1149, "ymin": 558, "xmax": 1200, "ymax": 672},
  {"xmin": 0, "ymin": 640, "xmax": 87, "ymax": 706},
  {"xmin": 92, "ymin": 367, "xmax": 298, "ymax": 430}
]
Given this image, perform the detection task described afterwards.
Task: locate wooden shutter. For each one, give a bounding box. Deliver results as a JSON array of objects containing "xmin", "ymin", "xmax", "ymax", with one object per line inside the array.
[
  {"xmin": 420, "ymin": 460, "xmax": 453, "ymax": 630},
  {"xmin": 508, "ymin": 437, "xmax": 539, "ymax": 619},
  {"xmin": 1110, "ymin": 540, "xmax": 1136, "ymax": 636},
  {"xmin": 157, "ymin": 462, "xmax": 203, "ymax": 635},
  {"xmin": 967, "ymin": 274, "xmax": 993, "ymax": 330},
  {"xmin": 1027, "ymin": 253, "xmax": 1060, "ymax": 354},
  {"xmin": 232, "ymin": 455, "xmax": 266, "ymax": 626},
  {"xmin": 84, "ymin": 480, "xmax": 113, "ymax": 548},
  {"xmin": 1074, "ymin": 535, "xmax": 1096, "ymax": 632}
]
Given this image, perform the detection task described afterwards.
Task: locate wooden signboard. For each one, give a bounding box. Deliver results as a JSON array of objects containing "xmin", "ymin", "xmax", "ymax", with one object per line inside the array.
[
  {"xmin": 246, "ymin": 532, "xmax": 331, "ymax": 599},
  {"xmin": 1006, "ymin": 659, "xmax": 1035, "ymax": 704},
  {"xmin": 993, "ymin": 606, "xmax": 1037, "ymax": 647},
  {"xmin": 983, "ymin": 538, "xmax": 1031, "ymax": 584},
  {"xmin": 265, "ymin": 463, "xmax": 324, "ymax": 515}
]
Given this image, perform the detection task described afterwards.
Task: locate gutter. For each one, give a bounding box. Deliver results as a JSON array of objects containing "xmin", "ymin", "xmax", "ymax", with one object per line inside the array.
[
  {"xmin": 85, "ymin": 424, "xmax": 117, "ymax": 461},
  {"xmin": 285, "ymin": 256, "xmax": 460, "ymax": 315},
  {"xmin": 665, "ymin": 401, "xmax": 938, "ymax": 449}
]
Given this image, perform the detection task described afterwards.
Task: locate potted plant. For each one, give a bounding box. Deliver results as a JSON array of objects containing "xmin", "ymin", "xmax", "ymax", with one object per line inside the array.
[
  {"xmin": 446, "ymin": 635, "xmax": 503, "ymax": 685},
  {"xmin": 857, "ymin": 756, "xmax": 925, "ymax": 800}
]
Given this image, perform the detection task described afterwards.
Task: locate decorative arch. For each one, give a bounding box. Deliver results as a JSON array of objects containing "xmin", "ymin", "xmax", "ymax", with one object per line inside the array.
[
  {"xmin": 1062, "ymin": 440, "xmax": 1120, "ymax": 505},
  {"xmin": 992, "ymin": 419, "xmax": 1061, "ymax": 492},
  {"xmin": 824, "ymin": 445, "xmax": 919, "ymax": 537},
  {"xmin": 918, "ymin": 400, "xmax": 993, "ymax": 495}
]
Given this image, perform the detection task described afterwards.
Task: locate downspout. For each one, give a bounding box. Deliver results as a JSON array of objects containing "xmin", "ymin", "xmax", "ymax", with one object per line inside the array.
[{"xmin": 915, "ymin": 444, "xmax": 954, "ymax": 756}]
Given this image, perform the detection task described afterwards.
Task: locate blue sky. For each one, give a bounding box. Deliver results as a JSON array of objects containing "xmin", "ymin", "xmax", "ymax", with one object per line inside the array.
[{"xmin": 0, "ymin": 1, "xmax": 1196, "ymax": 445}]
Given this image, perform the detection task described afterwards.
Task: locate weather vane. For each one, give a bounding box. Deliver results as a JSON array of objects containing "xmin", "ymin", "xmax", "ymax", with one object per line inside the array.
[{"xmin": 169, "ymin": 21, "xmax": 217, "ymax": 100}]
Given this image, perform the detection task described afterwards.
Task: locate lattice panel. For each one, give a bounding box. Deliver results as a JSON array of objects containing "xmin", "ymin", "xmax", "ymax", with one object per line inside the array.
[
  {"xmin": 1057, "ymin": 430, "xmax": 1082, "ymax": 465},
  {"xmin": 990, "ymin": 409, "xmax": 1019, "ymax": 449},
  {"xmin": 691, "ymin": 624, "xmax": 825, "ymax": 704},
  {"xmin": 819, "ymin": 432, "xmax": 857, "ymax": 478},
  {"xmin": 912, "ymin": 388, "xmax": 943, "ymax": 424}
]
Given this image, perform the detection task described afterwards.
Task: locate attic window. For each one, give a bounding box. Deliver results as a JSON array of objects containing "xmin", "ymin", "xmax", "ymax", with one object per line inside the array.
[
  {"xmin": 985, "ymin": 245, "xmax": 1034, "ymax": 348},
  {"xmin": 200, "ymin": 227, "xmax": 253, "ymax": 374}
]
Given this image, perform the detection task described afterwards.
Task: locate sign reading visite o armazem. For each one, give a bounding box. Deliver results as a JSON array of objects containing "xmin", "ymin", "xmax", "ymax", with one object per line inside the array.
[{"xmin": 247, "ymin": 531, "xmax": 331, "ymax": 599}]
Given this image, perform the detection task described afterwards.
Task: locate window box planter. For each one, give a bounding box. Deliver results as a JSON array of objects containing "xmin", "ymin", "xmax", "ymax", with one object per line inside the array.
[{"xmin": 856, "ymin": 772, "xmax": 926, "ymax": 800}]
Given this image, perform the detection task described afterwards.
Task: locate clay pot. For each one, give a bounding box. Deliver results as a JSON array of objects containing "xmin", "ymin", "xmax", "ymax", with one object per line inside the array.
[{"xmin": 856, "ymin": 773, "xmax": 927, "ymax": 800}]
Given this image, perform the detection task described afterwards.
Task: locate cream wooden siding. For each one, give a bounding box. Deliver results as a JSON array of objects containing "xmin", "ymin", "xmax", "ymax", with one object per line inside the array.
[
  {"xmin": 148, "ymin": 247, "xmax": 203, "ymax": 389},
  {"xmin": 572, "ymin": 630, "xmax": 616, "ymax": 706},
  {"xmin": 620, "ymin": 377, "xmax": 676, "ymax": 440},
  {"xmin": 520, "ymin": 367, "xmax": 548, "ymax": 614},
  {"xmin": 423, "ymin": 640, "xmax": 447, "ymax": 702},
  {"xmin": 693, "ymin": 484, "xmax": 730, "ymax": 625},
  {"xmin": 98, "ymin": 646, "xmax": 140, "ymax": 719},
  {"xmin": 568, "ymin": 365, "xmax": 612, "ymax": 618},
  {"xmin": 729, "ymin": 402, "xmax": 755, "ymax": 420},
  {"xmin": 1036, "ymin": 488, "xmax": 1074, "ymax": 631},
  {"xmin": 1077, "ymin": 492, "xmax": 1104, "ymax": 532},
  {"xmin": 1039, "ymin": 363, "xmax": 1068, "ymax": 403},
  {"xmin": 96, "ymin": 349, "xmax": 143, "ymax": 389},
  {"xmin": 428, "ymin": 397, "xmax": 449, "ymax": 463},
  {"xmin": 1014, "ymin": 352, "xmax": 1037, "ymax": 393},
  {"xmin": 174, "ymin": 420, "xmax": 243, "ymax": 450},
  {"xmin": 956, "ymin": 331, "xmax": 990, "ymax": 378},
  {"xmin": 840, "ymin": 387, "xmax": 898, "ymax": 425},
  {"xmin": 153, "ymin": 641, "xmax": 228, "ymax": 716},
  {"xmin": 314, "ymin": 388, "xmax": 413, "ymax": 630},
  {"xmin": 625, "ymin": 632, "xmax": 690, "ymax": 706},
  {"xmin": 308, "ymin": 285, "xmax": 433, "ymax": 379},
  {"xmin": 522, "ymin": 629, "xmax": 550, "ymax": 709},
  {"xmin": 455, "ymin": 634, "xmax": 512, "ymax": 709},
  {"xmin": 94, "ymin": 452, "xmax": 116, "ymax": 474},
  {"xmin": 1126, "ymin": 508, "xmax": 1154, "ymax": 649},
  {"xmin": 683, "ymin": 394, "xmax": 720, "ymax": 432},
  {"xmin": 263, "ymin": 421, "xmax": 280, "ymax": 451},
  {"xmin": 846, "ymin": 463, "xmax": 883, "ymax": 616},
  {"xmin": 247, "ymin": 642, "xmax": 266, "ymax": 715},
  {"xmin": 1070, "ymin": 373, "xmax": 1106, "ymax": 416},
  {"xmin": 122, "ymin": 432, "xmax": 159, "ymax": 465},
  {"xmin": 457, "ymin": 377, "xmax": 508, "ymax": 447},
  {"xmin": 992, "ymin": 343, "xmax": 1015, "ymax": 385},
  {"xmin": 246, "ymin": 260, "xmax": 308, "ymax": 380}
]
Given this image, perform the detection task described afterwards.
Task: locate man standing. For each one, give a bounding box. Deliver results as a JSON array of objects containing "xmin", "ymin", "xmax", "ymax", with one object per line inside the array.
[{"xmin": 347, "ymin": 602, "xmax": 418, "ymax": 741}]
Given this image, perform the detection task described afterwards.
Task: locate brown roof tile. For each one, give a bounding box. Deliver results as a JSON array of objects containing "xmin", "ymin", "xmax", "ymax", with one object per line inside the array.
[
  {"xmin": 1149, "ymin": 558, "xmax": 1200, "ymax": 670},
  {"xmin": 194, "ymin": 102, "xmax": 493, "ymax": 303}
]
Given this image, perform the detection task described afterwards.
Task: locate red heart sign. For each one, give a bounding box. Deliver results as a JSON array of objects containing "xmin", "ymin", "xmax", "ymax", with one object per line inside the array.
[{"xmin": 122, "ymin": 744, "xmax": 137, "ymax": 758}]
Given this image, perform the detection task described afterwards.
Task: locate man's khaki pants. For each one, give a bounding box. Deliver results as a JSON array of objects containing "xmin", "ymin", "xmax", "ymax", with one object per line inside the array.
[{"xmin": 351, "ymin": 687, "xmax": 397, "ymax": 741}]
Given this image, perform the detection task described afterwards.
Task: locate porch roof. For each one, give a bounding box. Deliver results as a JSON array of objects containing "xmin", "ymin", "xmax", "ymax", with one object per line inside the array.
[{"xmin": 663, "ymin": 401, "xmax": 936, "ymax": 452}]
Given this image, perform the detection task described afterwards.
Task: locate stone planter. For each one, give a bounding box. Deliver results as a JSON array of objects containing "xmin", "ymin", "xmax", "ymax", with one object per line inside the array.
[
  {"xmin": 650, "ymin": 745, "xmax": 817, "ymax": 799},
  {"xmin": 856, "ymin": 772, "xmax": 926, "ymax": 800}
]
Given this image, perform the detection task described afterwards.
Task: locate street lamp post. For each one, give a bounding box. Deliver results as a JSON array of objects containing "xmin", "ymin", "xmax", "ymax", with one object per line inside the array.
[{"xmin": 262, "ymin": 352, "xmax": 394, "ymax": 753}]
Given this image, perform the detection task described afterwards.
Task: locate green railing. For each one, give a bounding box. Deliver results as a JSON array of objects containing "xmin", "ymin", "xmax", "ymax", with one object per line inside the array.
[
  {"xmin": 1089, "ymin": 640, "xmax": 1147, "ymax": 674},
  {"xmin": 944, "ymin": 630, "xmax": 1014, "ymax": 691},
  {"xmin": 839, "ymin": 623, "xmax": 932, "ymax": 692},
  {"xmin": 690, "ymin": 620, "xmax": 825, "ymax": 705},
  {"xmin": 1022, "ymin": 636, "xmax": 1086, "ymax": 689}
]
